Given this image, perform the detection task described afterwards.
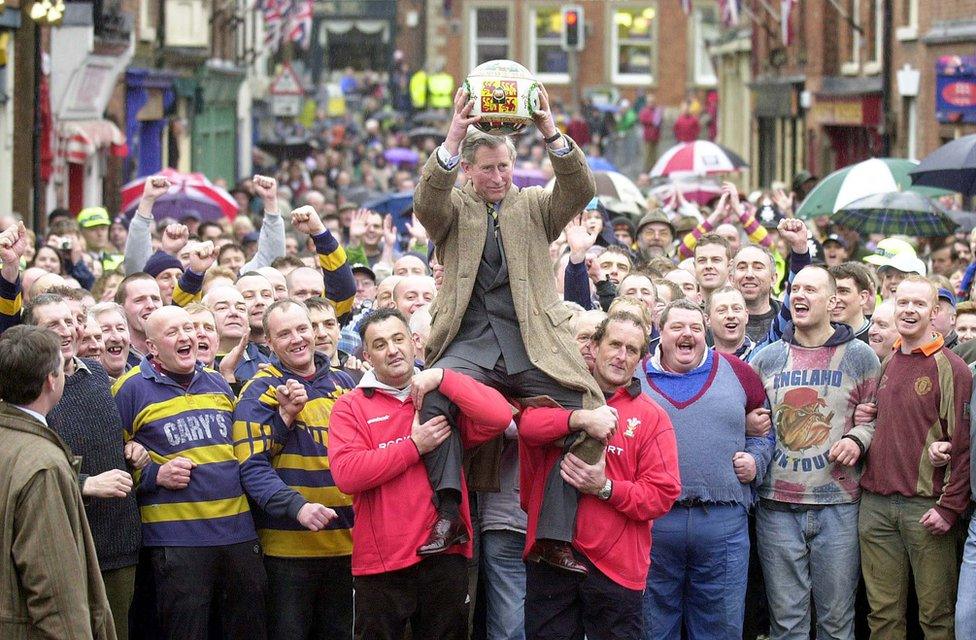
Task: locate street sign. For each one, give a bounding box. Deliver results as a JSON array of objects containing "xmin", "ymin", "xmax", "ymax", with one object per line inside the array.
[
  {"xmin": 269, "ymin": 62, "xmax": 304, "ymax": 96},
  {"xmin": 561, "ymin": 5, "xmax": 584, "ymax": 52},
  {"xmin": 271, "ymin": 95, "xmax": 303, "ymax": 116}
]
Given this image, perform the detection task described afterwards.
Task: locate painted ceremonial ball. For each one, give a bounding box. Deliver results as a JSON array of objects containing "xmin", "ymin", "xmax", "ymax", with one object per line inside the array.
[{"xmin": 463, "ymin": 60, "xmax": 540, "ymax": 135}]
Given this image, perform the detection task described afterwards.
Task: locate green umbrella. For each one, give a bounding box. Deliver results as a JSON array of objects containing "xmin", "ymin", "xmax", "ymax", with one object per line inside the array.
[{"xmin": 795, "ymin": 158, "xmax": 953, "ymax": 219}]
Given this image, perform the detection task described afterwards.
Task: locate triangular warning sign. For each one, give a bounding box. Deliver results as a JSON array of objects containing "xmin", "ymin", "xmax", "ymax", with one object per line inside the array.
[{"xmin": 269, "ymin": 63, "xmax": 304, "ymax": 96}]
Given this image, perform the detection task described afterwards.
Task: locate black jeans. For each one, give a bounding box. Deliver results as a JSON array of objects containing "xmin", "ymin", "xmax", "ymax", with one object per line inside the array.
[
  {"xmin": 264, "ymin": 555, "xmax": 353, "ymax": 640},
  {"xmin": 524, "ymin": 554, "xmax": 643, "ymax": 640},
  {"xmin": 354, "ymin": 554, "xmax": 469, "ymax": 640},
  {"xmin": 149, "ymin": 540, "xmax": 267, "ymax": 640}
]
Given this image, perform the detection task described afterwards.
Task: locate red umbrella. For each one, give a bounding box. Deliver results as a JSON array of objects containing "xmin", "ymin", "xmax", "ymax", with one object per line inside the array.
[
  {"xmin": 650, "ymin": 141, "xmax": 748, "ymax": 177},
  {"xmin": 120, "ymin": 168, "xmax": 239, "ymax": 221}
]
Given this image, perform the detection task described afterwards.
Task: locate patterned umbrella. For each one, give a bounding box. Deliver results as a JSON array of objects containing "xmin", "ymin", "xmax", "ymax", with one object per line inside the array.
[
  {"xmin": 120, "ymin": 168, "xmax": 239, "ymax": 221},
  {"xmin": 650, "ymin": 140, "xmax": 748, "ymax": 177},
  {"xmin": 795, "ymin": 158, "xmax": 952, "ymax": 219},
  {"xmin": 832, "ymin": 191, "xmax": 959, "ymax": 238}
]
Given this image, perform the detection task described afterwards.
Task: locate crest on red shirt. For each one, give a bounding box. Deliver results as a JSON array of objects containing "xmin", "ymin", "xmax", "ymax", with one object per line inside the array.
[
  {"xmin": 624, "ymin": 417, "xmax": 640, "ymax": 438},
  {"xmin": 914, "ymin": 376, "xmax": 932, "ymax": 396}
]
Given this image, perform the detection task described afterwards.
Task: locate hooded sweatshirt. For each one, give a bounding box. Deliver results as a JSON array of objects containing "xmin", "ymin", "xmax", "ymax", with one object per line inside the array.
[
  {"xmin": 329, "ymin": 368, "xmax": 512, "ymax": 576},
  {"xmin": 750, "ymin": 323, "xmax": 880, "ymax": 505}
]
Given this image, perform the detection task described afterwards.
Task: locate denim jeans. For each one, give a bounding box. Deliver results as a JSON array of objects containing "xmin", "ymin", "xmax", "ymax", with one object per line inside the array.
[
  {"xmin": 643, "ymin": 503, "xmax": 750, "ymax": 640},
  {"xmin": 956, "ymin": 513, "xmax": 976, "ymax": 638},
  {"xmin": 756, "ymin": 501, "xmax": 859, "ymax": 640},
  {"xmin": 858, "ymin": 492, "xmax": 957, "ymax": 640},
  {"xmin": 481, "ymin": 529, "xmax": 527, "ymax": 640}
]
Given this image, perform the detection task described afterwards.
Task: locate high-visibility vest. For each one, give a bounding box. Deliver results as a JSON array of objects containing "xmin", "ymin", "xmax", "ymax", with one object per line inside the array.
[
  {"xmin": 427, "ymin": 73, "xmax": 455, "ymax": 109},
  {"xmin": 410, "ymin": 70, "xmax": 428, "ymax": 109}
]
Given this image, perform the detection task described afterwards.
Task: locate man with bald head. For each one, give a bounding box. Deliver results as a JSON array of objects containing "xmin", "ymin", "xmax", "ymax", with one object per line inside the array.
[
  {"xmin": 257, "ymin": 266, "xmax": 288, "ymax": 301},
  {"xmin": 287, "ymin": 266, "xmax": 326, "ymax": 302},
  {"xmin": 112, "ymin": 306, "xmax": 266, "ymax": 640},
  {"xmin": 394, "ymin": 275, "xmax": 436, "ymax": 319},
  {"xmin": 394, "ymin": 254, "xmax": 429, "ymax": 277}
]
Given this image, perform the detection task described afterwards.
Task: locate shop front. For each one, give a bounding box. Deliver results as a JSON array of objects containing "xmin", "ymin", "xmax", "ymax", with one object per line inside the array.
[
  {"xmin": 751, "ymin": 76, "xmax": 806, "ymax": 188},
  {"xmin": 125, "ymin": 68, "xmax": 178, "ymax": 179},
  {"xmin": 811, "ymin": 80, "xmax": 882, "ymax": 173},
  {"xmin": 191, "ymin": 64, "xmax": 242, "ymax": 185}
]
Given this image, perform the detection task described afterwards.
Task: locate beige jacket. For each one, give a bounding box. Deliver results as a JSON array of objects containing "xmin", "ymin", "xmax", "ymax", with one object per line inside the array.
[{"xmin": 0, "ymin": 402, "xmax": 116, "ymax": 640}]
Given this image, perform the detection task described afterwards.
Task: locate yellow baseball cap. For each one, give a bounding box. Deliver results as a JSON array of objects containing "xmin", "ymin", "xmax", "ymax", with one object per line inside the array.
[{"xmin": 77, "ymin": 206, "xmax": 111, "ymax": 228}]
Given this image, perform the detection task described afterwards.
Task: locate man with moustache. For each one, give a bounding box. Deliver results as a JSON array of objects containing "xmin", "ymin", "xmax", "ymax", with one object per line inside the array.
[
  {"xmin": 751, "ymin": 266, "xmax": 881, "ymax": 640},
  {"xmin": 112, "ymin": 306, "xmax": 266, "ymax": 640},
  {"xmin": 329, "ymin": 308, "xmax": 513, "ymax": 638},
  {"xmin": 858, "ymin": 276, "xmax": 972, "ymax": 639},
  {"xmin": 519, "ymin": 312, "xmax": 681, "ymax": 640},
  {"xmin": 24, "ymin": 295, "xmax": 142, "ymax": 639},
  {"xmin": 234, "ymin": 299, "xmax": 356, "ymax": 639},
  {"xmin": 641, "ymin": 299, "xmax": 771, "ymax": 639}
]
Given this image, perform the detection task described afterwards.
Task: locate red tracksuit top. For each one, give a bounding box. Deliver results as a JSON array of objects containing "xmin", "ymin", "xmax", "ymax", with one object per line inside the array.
[
  {"xmin": 330, "ymin": 369, "xmax": 513, "ymax": 576},
  {"xmin": 518, "ymin": 380, "xmax": 681, "ymax": 590}
]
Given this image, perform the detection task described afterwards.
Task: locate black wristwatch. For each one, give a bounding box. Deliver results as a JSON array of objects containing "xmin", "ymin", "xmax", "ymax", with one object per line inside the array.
[{"xmin": 544, "ymin": 132, "xmax": 562, "ymax": 144}]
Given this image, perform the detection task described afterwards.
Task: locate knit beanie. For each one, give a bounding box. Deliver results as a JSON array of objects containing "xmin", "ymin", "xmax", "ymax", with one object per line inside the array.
[{"xmin": 144, "ymin": 251, "xmax": 183, "ymax": 277}]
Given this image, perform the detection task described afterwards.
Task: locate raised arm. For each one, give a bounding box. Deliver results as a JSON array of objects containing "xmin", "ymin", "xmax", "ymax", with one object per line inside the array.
[
  {"xmin": 0, "ymin": 220, "xmax": 26, "ymax": 331},
  {"xmin": 241, "ymin": 175, "xmax": 286, "ymax": 273},
  {"xmin": 291, "ymin": 205, "xmax": 356, "ymax": 323},
  {"xmin": 124, "ymin": 177, "xmax": 170, "ymax": 275}
]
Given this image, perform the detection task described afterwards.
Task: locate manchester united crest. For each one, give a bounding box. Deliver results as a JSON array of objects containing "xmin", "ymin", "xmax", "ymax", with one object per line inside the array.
[{"xmin": 914, "ymin": 376, "xmax": 932, "ymax": 396}]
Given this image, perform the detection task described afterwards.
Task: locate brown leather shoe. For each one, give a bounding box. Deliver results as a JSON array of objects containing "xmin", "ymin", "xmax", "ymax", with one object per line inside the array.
[
  {"xmin": 416, "ymin": 517, "xmax": 469, "ymax": 556},
  {"xmin": 531, "ymin": 540, "xmax": 589, "ymax": 575}
]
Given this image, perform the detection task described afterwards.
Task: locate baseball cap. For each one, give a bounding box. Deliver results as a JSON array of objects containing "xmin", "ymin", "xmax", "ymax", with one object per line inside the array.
[
  {"xmin": 822, "ymin": 233, "xmax": 847, "ymax": 249},
  {"xmin": 351, "ymin": 262, "xmax": 376, "ymax": 282},
  {"xmin": 879, "ymin": 252, "xmax": 926, "ymax": 276},
  {"xmin": 863, "ymin": 237, "xmax": 917, "ymax": 267},
  {"xmin": 791, "ymin": 170, "xmax": 818, "ymax": 193},
  {"xmin": 938, "ymin": 287, "xmax": 957, "ymax": 308},
  {"xmin": 77, "ymin": 206, "xmax": 111, "ymax": 228}
]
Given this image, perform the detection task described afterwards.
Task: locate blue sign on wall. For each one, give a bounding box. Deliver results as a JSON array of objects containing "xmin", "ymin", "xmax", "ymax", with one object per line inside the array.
[{"xmin": 936, "ymin": 55, "xmax": 976, "ymax": 125}]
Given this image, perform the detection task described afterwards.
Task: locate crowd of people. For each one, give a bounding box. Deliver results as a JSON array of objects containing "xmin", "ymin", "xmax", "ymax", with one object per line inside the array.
[{"xmin": 1, "ymin": 79, "xmax": 975, "ymax": 640}]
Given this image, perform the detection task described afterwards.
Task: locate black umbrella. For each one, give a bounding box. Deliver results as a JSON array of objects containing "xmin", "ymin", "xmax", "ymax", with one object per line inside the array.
[
  {"xmin": 407, "ymin": 126, "xmax": 445, "ymax": 144},
  {"xmin": 910, "ymin": 133, "xmax": 976, "ymax": 198},
  {"xmin": 411, "ymin": 110, "xmax": 448, "ymax": 125},
  {"xmin": 950, "ymin": 210, "xmax": 976, "ymax": 234},
  {"xmin": 257, "ymin": 138, "xmax": 316, "ymax": 160}
]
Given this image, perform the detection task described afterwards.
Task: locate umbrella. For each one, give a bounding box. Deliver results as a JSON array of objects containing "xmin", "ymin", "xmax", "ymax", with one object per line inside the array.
[
  {"xmin": 832, "ymin": 191, "xmax": 959, "ymax": 238},
  {"xmin": 411, "ymin": 110, "xmax": 448, "ymax": 125},
  {"xmin": 796, "ymin": 158, "xmax": 953, "ymax": 219},
  {"xmin": 586, "ymin": 156, "xmax": 617, "ymax": 172},
  {"xmin": 548, "ymin": 170, "xmax": 645, "ymax": 210},
  {"xmin": 407, "ymin": 126, "xmax": 445, "ymax": 144},
  {"xmin": 120, "ymin": 168, "xmax": 239, "ymax": 221},
  {"xmin": 513, "ymin": 167, "xmax": 549, "ymax": 189},
  {"xmin": 650, "ymin": 141, "xmax": 748, "ymax": 177},
  {"xmin": 649, "ymin": 177, "xmax": 723, "ymax": 206},
  {"xmin": 384, "ymin": 147, "xmax": 420, "ymax": 167},
  {"xmin": 910, "ymin": 133, "xmax": 976, "ymax": 198},
  {"xmin": 949, "ymin": 210, "xmax": 976, "ymax": 234},
  {"xmin": 363, "ymin": 191, "xmax": 414, "ymax": 217}
]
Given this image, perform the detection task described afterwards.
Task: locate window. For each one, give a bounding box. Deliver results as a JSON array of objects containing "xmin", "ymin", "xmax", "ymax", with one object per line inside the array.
[
  {"xmin": 611, "ymin": 5, "xmax": 657, "ymax": 84},
  {"xmin": 140, "ymin": 0, "xmax": 158, "ymax": 42},
  {"xmin": 841, "ymin": 0, "xmax": 861, "ymax": 74},
  {"xmin": 691, "ymin": 5, "xmax": 719, "ymax": 86},
  {"xmin": 865, "ymin": 0, "xmax": 882, "ymax": 73},
  {"xmin": 470, "ymin": 7, "xmax": 511, "ymax": 68},
  {"xmin": 530, "ymin": 7, "xmax": 569, "ymax": 83},
  {"xmin": 897, "ymin": 0, "xmax": 918, "ymax": 41}
]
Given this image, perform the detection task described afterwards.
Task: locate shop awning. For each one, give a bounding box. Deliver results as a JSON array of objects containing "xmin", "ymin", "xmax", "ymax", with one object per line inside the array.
[{"xmin": 60, "ymin": 119, "xmax": 127, "ymax": 164}]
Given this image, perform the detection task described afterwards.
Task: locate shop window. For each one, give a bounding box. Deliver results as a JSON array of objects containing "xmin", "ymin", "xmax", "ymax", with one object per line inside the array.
[
  {"xmin": 691, "ymin": 5, "xmax": 719, "ymax": 87},
  {"xmin": 470, "ymin": 7, "xmax": 511, "ymax": 68},
  {"xmin": 841, "ymin": 0, "xmax": 860, "ymax": 75},
  {"xmin": 611, "ymin": 4, "xmax": 657, "ymax": 85},
  {"xmin": 529, "ymin": 6, "xmax": 569, "ymax": 83},
  {"xmin": 164, "ymin": 0, "xmax": 210, "ymax": 48},
  {"xmin": 140, "ymin": 0, "xmax": 158, "ymax": 42},
  {"xmin": 897, "ymin": 0, "xmax": 918, "ymax": 41},
  {"xmin": 864, "ymin": 0, "xmax": 882, "ymax": 74}
]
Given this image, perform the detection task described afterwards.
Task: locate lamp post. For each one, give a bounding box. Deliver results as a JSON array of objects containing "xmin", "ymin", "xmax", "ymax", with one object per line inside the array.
[{"xmin": 25, "ymin": 0, "xmax": 62, "ymax": 231}]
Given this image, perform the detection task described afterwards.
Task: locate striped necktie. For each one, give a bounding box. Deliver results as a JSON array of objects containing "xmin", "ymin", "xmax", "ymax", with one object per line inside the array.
[{"xmin": 487, "ymin": 202, "xmax": 500, "ymax": 239}]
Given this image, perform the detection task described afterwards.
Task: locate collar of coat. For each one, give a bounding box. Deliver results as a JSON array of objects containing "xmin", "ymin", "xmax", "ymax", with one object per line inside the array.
[{"xmin": 0, "ymin": 401, "xmax": 75, "ymax": 461}]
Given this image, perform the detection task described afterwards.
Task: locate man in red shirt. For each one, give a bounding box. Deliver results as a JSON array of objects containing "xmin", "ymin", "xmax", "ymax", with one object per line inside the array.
[
  {"xmin": 639, "ymin": 92, "xmax": 663, "ymax": 171},
  {"xmin": 519, "ymin": 312, "xmax": 681, "ymax": 640},
  {"xmin": 673, "ymin": 100, "xmax": 701, "ymax": 144},
  {"xmin": 859, "ymin": 275, "xmax": 972, "ymax": 638},
  {"xmin": 329, "ymin": 308, "xmax": 513, "ymax": 639}
]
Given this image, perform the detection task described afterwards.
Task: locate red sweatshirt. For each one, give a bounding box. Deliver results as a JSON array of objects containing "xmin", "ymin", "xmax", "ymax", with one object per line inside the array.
[
  {"xmin": 329, "ymin": 369, "xmax": 512, "ymax": 576},
  {"xmin": 518, "ymin": 380, "xmax": 681, "ymax": 590}
]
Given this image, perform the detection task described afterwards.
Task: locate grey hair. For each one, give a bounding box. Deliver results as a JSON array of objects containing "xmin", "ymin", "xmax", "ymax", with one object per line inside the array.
[
  {"xmin": 89, "ymin": 301, "xmax": 128, "ymax": 327},
  {"xmin": 460, "ymin": 129, "xmax": 517, "ymax": 165}
]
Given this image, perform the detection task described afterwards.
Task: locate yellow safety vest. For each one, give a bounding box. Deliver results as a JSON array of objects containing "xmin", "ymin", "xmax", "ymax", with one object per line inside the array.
[
  {"xmin": 427, "ymin": 73, "xmax": 455, "ymax": 109},
  {"xmin": 410, "ymin": 71, "xmax": 428, "ymax": 109}
]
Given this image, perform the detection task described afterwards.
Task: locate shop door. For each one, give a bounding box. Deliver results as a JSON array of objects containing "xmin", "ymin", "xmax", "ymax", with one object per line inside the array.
[{"xmin": 193, "ymin": 106, "xmax": 237, "ymax": 185}]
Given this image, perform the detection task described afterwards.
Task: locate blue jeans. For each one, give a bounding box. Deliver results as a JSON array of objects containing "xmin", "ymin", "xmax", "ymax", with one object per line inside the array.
[
  {"xmin": 643, "ymin": 503, "xmax": 749, "ymax": 640},
  {"xmin": 756, "ymin": 501, "xmax": 859, "ymax": 640},
  {"xmin": 481, "ymin": 529, "xmax": 527, "ymax": 640},
  {"xmin": 956, "ymin": 513, "xmax": 976, "ymax": 638}
]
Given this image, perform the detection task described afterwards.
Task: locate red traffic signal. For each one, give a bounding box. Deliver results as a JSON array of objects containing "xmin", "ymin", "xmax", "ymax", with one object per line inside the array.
[{"xmin": 561, "ymin": 6, "xmax": 584, "ymax": 51}]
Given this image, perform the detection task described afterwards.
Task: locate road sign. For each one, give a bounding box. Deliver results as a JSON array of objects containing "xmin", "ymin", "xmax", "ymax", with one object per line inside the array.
[{"xmin": 269, "ymin": 62, "xmax": 304, "ymax": 96}]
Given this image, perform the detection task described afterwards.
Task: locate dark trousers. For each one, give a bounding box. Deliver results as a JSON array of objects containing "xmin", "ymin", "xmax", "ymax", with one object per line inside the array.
[
  {"xmin": 354, "ymin": 554, "xmax": 469, "ymax": 640},
  {"xmin": 102, "ymin": 564, "xmax": 136, "ymax": 640},
  {"xmin": 420, "ymin": 354, "xmax": 584, "ymax": 541},
  {"xmin": 149, "ymin": 540, "xmax": 267, "ymax": 640},
  {"xmin": 265, "ymin": 555, "xmax": 353, "ymax": 640},
  {"xmin": 525, "ymin": 554, "xmax": 643, "ymax": 640}
]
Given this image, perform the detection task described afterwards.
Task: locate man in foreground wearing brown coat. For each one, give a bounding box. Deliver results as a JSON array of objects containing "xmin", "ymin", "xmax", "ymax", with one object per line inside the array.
[
  {"xmin": 0, "ymin": 325, "xmax": 116, "ymax": 640},
  {"xmin": 413, "ymin": 84, "xmax": 604, "ymax": 572}
]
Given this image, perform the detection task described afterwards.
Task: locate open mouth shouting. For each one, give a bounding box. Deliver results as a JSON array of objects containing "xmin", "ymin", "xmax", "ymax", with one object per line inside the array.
[{"xmin": 792, "ymin": 300, "xmax": 810, "ymax": 320}]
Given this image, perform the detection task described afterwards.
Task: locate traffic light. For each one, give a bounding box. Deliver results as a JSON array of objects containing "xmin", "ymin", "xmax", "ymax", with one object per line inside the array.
[{"xmin": 561, "ymin": 5, "xmax": 584, "ymax": 51}]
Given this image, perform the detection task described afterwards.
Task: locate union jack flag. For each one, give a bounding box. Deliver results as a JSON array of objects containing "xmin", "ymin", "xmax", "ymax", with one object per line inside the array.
[
  {"xmin": 780, "ymin": 0, "xmax": 796, "ymax": 45},
  {"xmin": 262, "ymin": 0, "xmax": 291, "ymax": 51},
  {"xmin": 679, "ymin": 0, "xmax": 691, "ymax": 15},
  {"xmin": 287, "ymin": 0, "xmax": 313, "ymax": 50}
]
